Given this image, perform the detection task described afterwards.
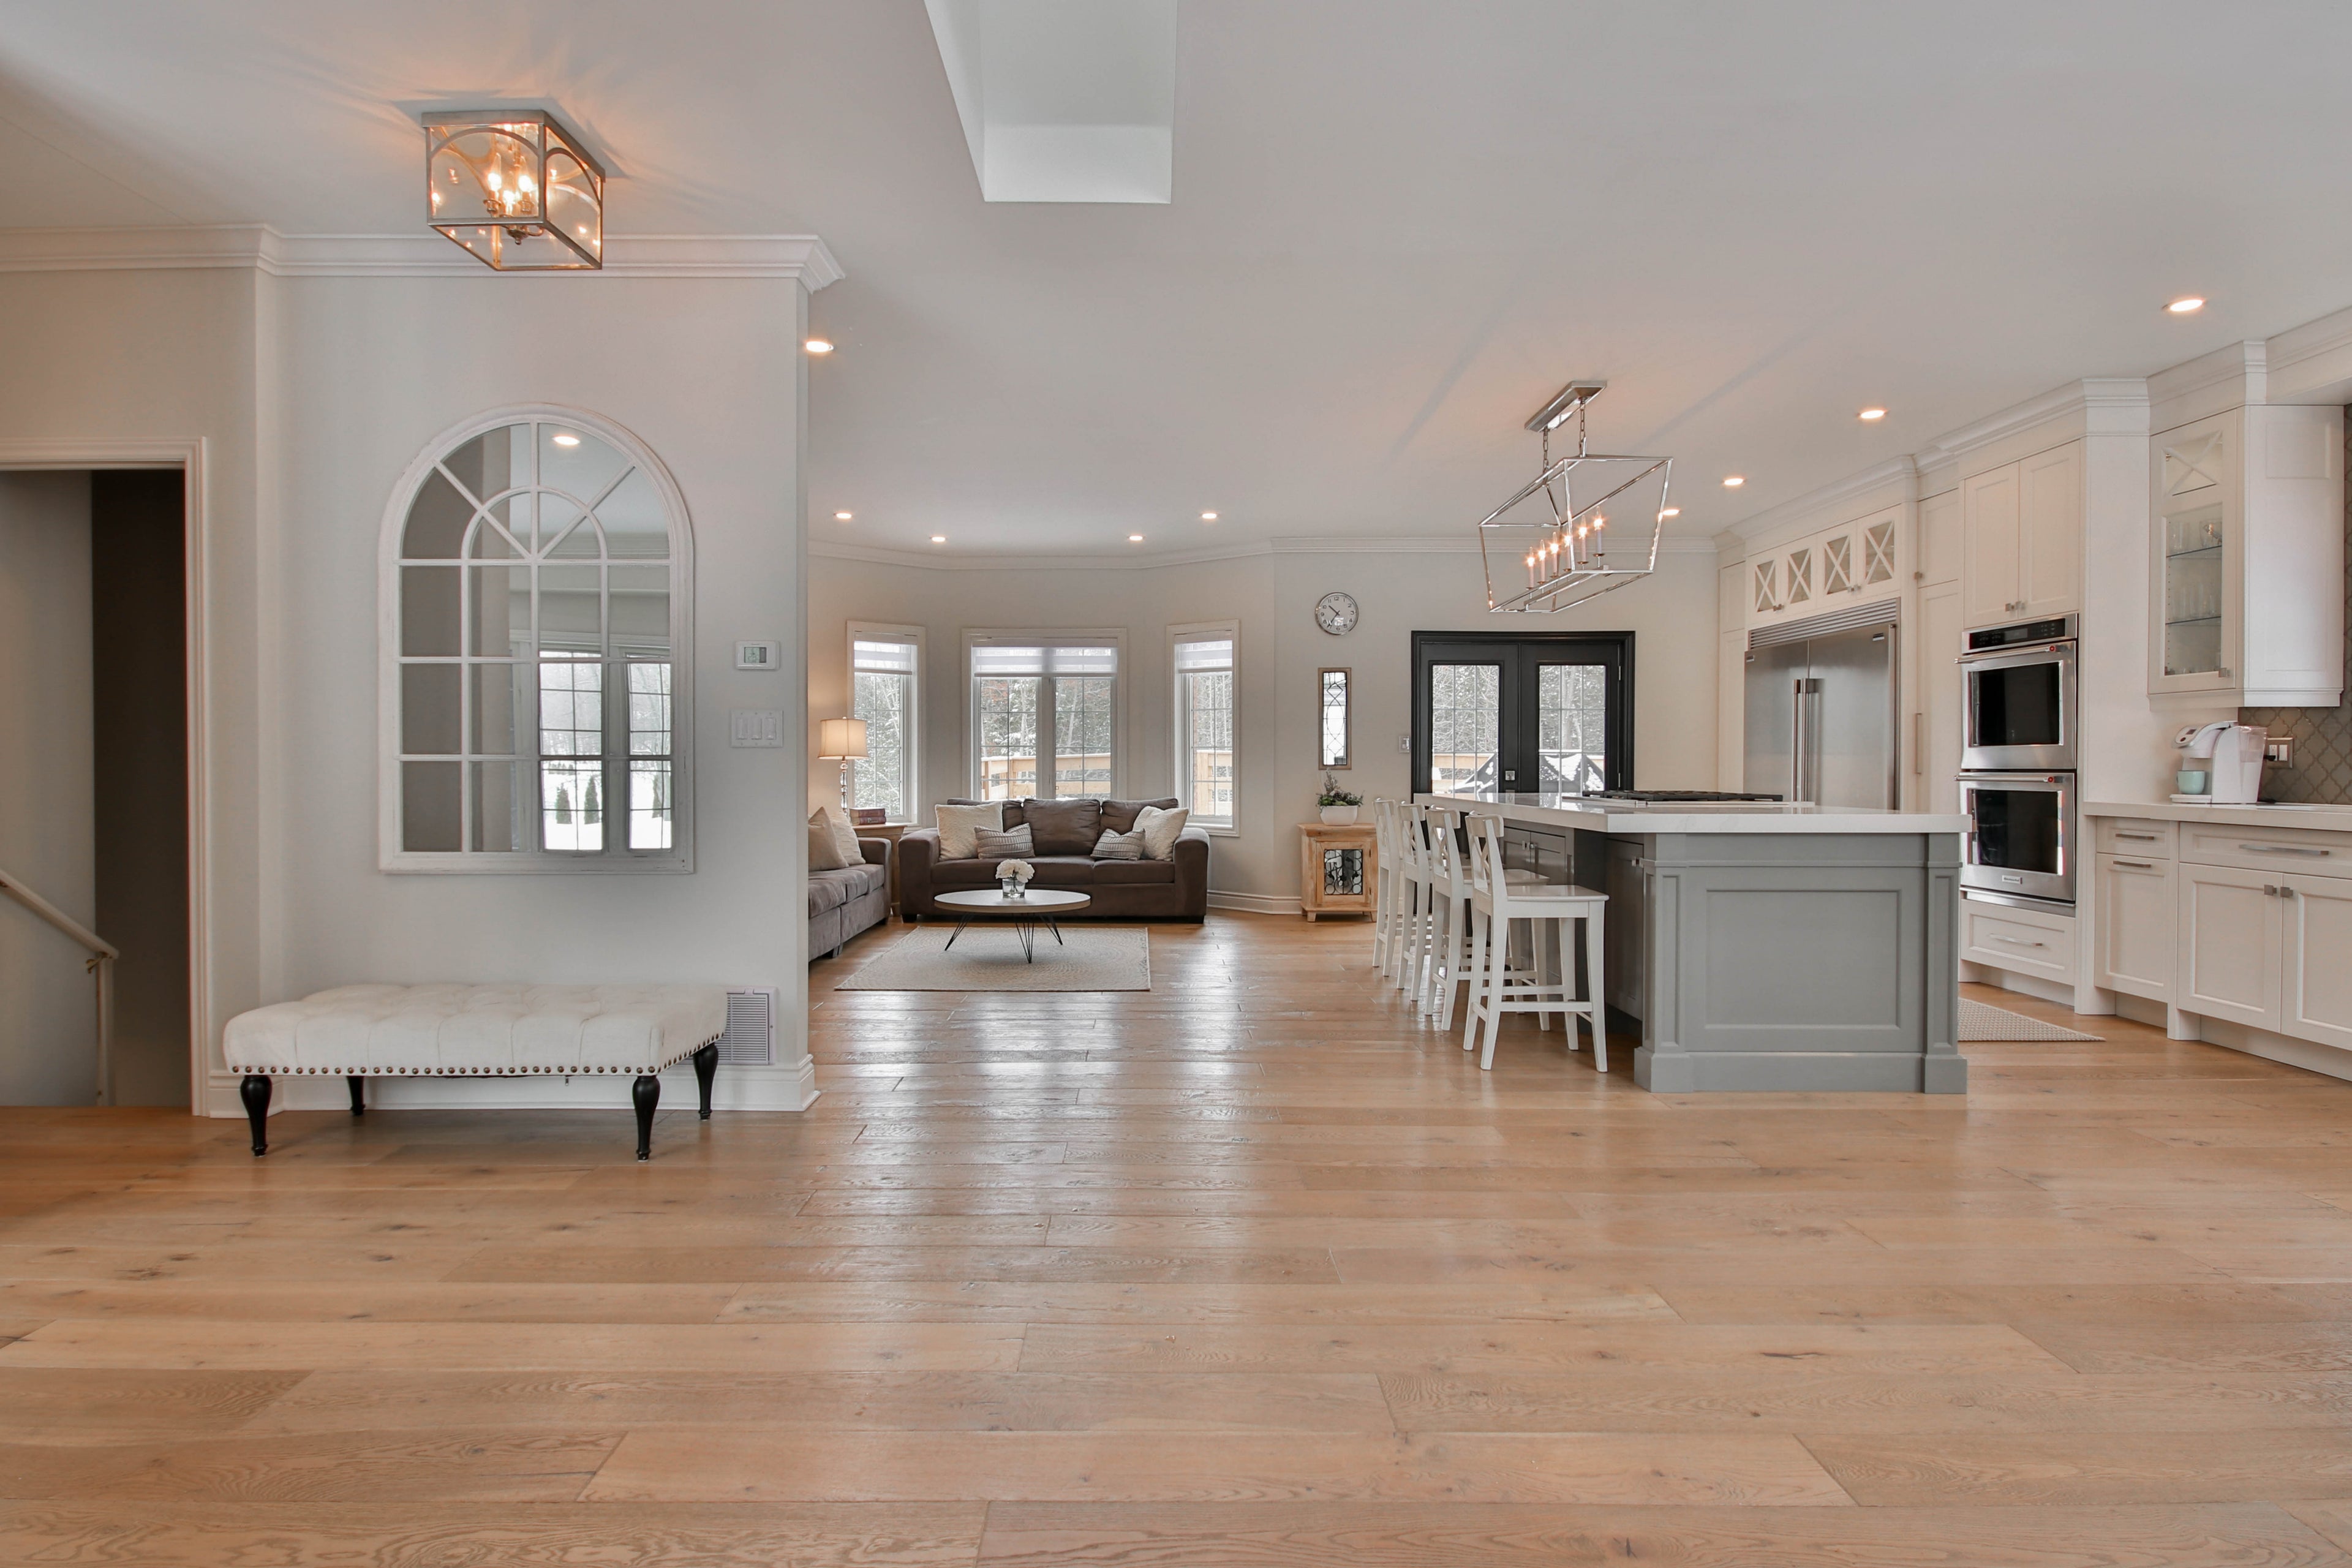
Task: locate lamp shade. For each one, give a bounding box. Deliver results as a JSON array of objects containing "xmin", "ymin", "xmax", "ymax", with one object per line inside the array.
[{"xmin": 818, "ymin": 717, "xmax": 870, "ymax": 760}]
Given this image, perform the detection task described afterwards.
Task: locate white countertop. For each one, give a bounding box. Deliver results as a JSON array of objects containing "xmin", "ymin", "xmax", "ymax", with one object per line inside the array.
[
  {"xmin": 2084, "ymin": 799, "xmax": 2352, "ymax": 833},
  {"xmin": 1419, "ymin": 791, "xmax": 1969, "ymax": 835}
]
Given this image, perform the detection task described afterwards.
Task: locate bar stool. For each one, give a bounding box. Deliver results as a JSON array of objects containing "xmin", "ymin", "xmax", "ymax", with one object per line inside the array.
[
  {"xmin": 1463, "ymin": 813, "xmax": 1607, "ymax": 1072},
  {"xmin": 1371, "ymin": 799, "xmax": 1401, "ymax": 979},
  {"xmin": 1419, "ymin": 802, "xmax": 1478, "ymax": 1029},
  {"xmin": 1387, "ymin": 802, "xmax": 1434, "ymax": 998}
]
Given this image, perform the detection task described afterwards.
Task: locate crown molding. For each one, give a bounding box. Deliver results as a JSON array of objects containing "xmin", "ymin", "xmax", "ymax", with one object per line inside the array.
[
  {"xmin": 1723, "ymin": 456, "xmax": 1916, "ymax": 546},
  {"xmin": 0, "ymin": 225, "xmax": 842, "ymax": 286},
  {"xmin": 811, "ymin": 532, "xmax": 1714, "ymax": 572}
]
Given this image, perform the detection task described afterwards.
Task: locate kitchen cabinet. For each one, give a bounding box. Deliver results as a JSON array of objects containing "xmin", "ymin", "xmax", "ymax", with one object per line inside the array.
[
  {"xmin": 2148, "ymin": 405, "xmax": 2345, "ymax": 706},
  {"xmin": 2280, "ymin": 872, "xmax": 2352, "ymax": 1051},
  {"xmin": 1918, "ymin": 488, "xmax": 1960, "ymax": 587},
  {"xmin": 1961, "ymin": 897, "xmax": 2075, "ymax": 984},
  {"xmin": 2176, "ymin": 860, "xmax": 2283, "ymax": 1033},
  {"xmin": 1916, "ymin": 579, "xmax": 1962, "ymax": 814},
  {"xmin": 2094, "ymin": 851, "xmax": 2174, "ymax": 1002},
  {"xmin": 1962, "ymin": 442, "xmax": 2081, "ymax": 628},
  {"xmin": 1746, "ymin": 506, "xmax": 1903, "ymax": 631}
]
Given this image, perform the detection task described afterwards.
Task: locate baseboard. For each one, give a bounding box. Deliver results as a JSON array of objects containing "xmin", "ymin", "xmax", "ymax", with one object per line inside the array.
[
  {"xmin": 1207, "ymin": 890, "xmax": 1302, "ymax": 916},
  {"xmin": 1966, "ymin": 968, "xmax": 2079, "ymax": 1010},
  {"xmin": 2186, "ymin": 1019, "xmax": 2352, "ymax": 1084},
  {"xmin": 202, "ymin": 1055, "xmax": 820, "ymax": 1118}
]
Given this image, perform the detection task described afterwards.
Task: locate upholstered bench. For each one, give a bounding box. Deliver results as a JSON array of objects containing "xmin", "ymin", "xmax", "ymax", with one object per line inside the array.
[{"xmin": 224, "ymin": 983, "xmax": 729, "ymax": 1161}]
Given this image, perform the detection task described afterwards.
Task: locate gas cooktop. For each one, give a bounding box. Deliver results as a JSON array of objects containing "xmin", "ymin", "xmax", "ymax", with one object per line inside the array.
[{"xmin": 1584, "ymin": 790, "xmax": 1787, "ymax": 803}]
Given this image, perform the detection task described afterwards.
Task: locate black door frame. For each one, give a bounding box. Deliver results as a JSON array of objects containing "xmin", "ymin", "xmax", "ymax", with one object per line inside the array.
[{"xmin": 1410, "ymin": 630, "xmax": 1634, "ymax": 796}]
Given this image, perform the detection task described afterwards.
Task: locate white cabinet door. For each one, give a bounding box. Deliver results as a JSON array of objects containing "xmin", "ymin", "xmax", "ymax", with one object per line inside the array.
[
  {"xmin": 2280, "ymin": 872, "xmax": 2352, "ymax": 1050},
  {"xmin": 1918, "ymin": 581, "xmax": 1962, "ymax": 814},
  {"xmin": 1918, "ymin": 489, "xmax": 1961, "ymax": 587},
  {"xmin": 1961, "ymin": 462, "xmax": 2022, "ymax": 627},
  {"xmin": 2176, "ymin": 861, "xmax": 2280, "ymax": 1030},
  {"xmin": 2094, "ymin": 852, "xmax": 2174, "ymax": 1001},
  {"xmin": 2018, "ymin": 441, "xmax": 2082, "ymax": 619}
]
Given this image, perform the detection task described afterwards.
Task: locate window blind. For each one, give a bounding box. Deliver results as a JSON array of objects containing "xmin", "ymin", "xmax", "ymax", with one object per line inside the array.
[
  {"xmin": 1174, "ymin": 637, "xmax": 1232, "ymax": 674},
  {"xmin": 853, "ymin": 637, "xmax": 919, "ymax": 674},
  {"xmin": 971, "ymin": 643, "xmax": 1118, "ymax": 677}
]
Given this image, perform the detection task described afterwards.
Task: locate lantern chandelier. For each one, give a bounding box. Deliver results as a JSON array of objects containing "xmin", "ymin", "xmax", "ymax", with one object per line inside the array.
[
  {"xmin": 424, "ymin": 110, "xmax": 605, "ymax": 271},
  {"xmin": 1477, "ymin": 382, "xmax": 1674, "ymax": 614}
]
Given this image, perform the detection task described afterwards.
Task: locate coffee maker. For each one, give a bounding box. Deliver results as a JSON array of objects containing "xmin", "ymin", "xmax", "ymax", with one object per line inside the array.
[{"xmin": 2180, "ymin": 721, "xmax": 2268, "ymax": 804}]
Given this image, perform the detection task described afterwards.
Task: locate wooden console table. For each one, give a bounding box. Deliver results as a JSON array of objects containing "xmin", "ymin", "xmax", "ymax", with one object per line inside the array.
[{"xmin": 1298, "ymin": 821, "xmax": 1377, "ymax": 921}]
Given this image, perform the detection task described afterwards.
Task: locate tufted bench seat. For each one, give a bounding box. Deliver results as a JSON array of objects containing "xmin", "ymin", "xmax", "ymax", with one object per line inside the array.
[{"xmin": 224, "ymin": 983, "xmax": 729, "ymax": 1161}]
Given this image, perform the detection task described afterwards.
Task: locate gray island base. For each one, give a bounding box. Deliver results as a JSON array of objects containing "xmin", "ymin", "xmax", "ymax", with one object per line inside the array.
[{"xmin": 1422, "ymin": 794, "xmax": 1970, "ymax": 1094}]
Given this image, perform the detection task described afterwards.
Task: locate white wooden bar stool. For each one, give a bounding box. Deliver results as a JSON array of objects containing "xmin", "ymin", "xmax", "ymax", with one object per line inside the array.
[
  {"xmin": 1387, "ymin": 801, "xmax": 1434, "ymax": 997},
  {"xmin": 1462, "ymin": 813, "xmax": 1608, "ymax": 1072},
  {"xmin": 1371, "ymin": 798, "xmax": 1402, "ymax": 979}
]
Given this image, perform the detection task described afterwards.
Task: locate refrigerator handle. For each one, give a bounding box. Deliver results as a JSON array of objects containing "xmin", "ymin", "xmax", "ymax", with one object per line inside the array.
[{"xmin": 1792, "ymin": 677, "xmax": 1822, "ymax": 804}]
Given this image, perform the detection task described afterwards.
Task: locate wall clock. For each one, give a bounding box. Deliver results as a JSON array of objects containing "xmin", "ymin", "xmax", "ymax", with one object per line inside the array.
[{"xmin": 1314, "ymin": 591, "xmax": 1359, "ymax": 636}]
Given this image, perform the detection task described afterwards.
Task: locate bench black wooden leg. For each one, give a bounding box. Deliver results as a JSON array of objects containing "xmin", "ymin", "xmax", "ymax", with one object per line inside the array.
[
  {"xmin": 633, "ymin": 1074, "xmax": 660, "ymax": 1161},
  {"xmin": 240, "ymin": 1074, "xmax": 271, "ymax": 1156},
  {"xmin": 347, "ymin": 1076, "xmax": 366, "ymax": 1115},
  {"xmin": 694, "ymin": 1041, "xmax": 718, "ymax": 1120}
]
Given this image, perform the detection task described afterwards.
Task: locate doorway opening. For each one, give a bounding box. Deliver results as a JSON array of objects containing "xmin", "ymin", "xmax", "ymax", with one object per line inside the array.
[
  {"xmin": 0, "ymin": 469, "xmax": 190, "ymax": 1106},
  {"xmin": 1411, "ymin": 631, "xmax": 1634, "ymax": 796}
]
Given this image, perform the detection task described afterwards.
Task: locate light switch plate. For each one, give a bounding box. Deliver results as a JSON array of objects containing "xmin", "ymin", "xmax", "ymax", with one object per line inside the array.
[
  {"xmin": 729, "ymin": 709, "xmax": 783, "ymax": 747},
  {"xmin": 735, "ymin": 640, "xmax": 780, "ymax": 671},
  {"xmin": 1397, "ymin": 732, "xmax": 1411, "ymax": 753}
]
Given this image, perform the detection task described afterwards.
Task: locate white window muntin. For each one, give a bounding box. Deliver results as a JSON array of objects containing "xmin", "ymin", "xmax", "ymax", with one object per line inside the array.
[
  {"xmin": 1171, "ymin": 619, "xmax": 1239, "ymax": 833},
  {"xmin": 963, "ymin": 629, "xmax": 1126, "ymax": 801},
  {"xmin": 848, "ymin": 621, "xmax": 924, "ymax": 823},
  {"xmin": 379, "ymin": 404, "xmax": 694, "ymax": 873}
]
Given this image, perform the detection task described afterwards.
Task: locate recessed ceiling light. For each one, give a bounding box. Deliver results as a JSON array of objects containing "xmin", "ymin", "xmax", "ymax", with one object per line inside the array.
[
  {"xmin": 1129, "ymin": 533, "xmax": 1145, "ymax": 542},
  {"xmin": 930, "ymin": 534, "xmax": 946, "ymax": 544},
  {"xmin": 1722, "ymin": 475, "xmax": 1746, "ymax": 488},
  {"xmin": 1858, "ymin": 407, "xmax": 1887, "ymax": 421},
  {"xmin": 2166, "ymin": 296, "xmax": 2205, "ymax": 314},
  {"xmin": 835, "ymin": 511, "xmax": 853, "ymax": 521},
  {"xmin": 1659, "ymin": 507, "xmax": 1680, "ymax": 518},
  {"xmin": 551, "ymin": 432, "xmax": 580, "ymax": 447},
  {"xmin": 804, "ymin": 337, "xmax": 835, "ymax": 353},
  {"xmin": 1200, "ymin": 511, "xmax": 1218, "ymax": 521}
]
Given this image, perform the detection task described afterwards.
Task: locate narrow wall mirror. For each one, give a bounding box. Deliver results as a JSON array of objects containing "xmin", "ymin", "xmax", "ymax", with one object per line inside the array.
[{"xmin": 1318, "ymin": 667, "xmax": 1351, "ymax": 768}]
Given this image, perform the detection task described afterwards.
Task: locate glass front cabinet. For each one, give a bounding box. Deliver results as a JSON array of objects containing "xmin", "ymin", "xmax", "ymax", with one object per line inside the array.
[{"xmin": 2150, "ymin": 414, "xmax": 2234, "ymax": 695}]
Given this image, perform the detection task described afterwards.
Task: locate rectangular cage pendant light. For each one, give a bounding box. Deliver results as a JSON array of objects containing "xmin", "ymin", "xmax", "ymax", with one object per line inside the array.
[
  {"xmin": 424, "ymin": 110, "xmax": 604, "ymax": 271},
  {"xmin": 1477, "ymin": 382, "xmax": 1673, "ymax": 614}
]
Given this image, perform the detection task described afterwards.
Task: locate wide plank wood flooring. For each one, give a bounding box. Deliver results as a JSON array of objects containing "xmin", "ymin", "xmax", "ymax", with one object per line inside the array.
[{"xmin": 3, "ymin": 911, "xmax": 2351, "ymax": 1564}]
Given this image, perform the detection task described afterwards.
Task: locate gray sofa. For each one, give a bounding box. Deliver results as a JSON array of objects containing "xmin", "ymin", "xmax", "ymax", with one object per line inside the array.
[
  {"xmin": 899, "ymin": 797, "xmax": 1209, "ymax": 922},
  {"xmin": 810, "ymin": 838, "xmax": 891, "ymax": 960}
]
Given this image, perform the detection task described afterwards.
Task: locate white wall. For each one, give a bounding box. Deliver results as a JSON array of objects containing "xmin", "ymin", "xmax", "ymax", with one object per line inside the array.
[
  {"xmin": 807, "ymin": 543, "xmax": 1721, "ymax": 905},
  {"xmin": 0, "ymin": 470, "xmax": 98, "ymax": 1104},
  {"xmin": 0, "ymin": 257, "xmax": 818, "ymax": 1117}
]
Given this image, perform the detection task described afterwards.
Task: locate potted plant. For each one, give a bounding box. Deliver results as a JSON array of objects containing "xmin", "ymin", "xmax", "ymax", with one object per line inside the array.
[
  {"xmin": 1318, "ymin": 774, "xmax": 1363, "ymax": 826},
  {"xmin": 996, "ymin": 859, "xmax": 1035, "ymax": 899}
]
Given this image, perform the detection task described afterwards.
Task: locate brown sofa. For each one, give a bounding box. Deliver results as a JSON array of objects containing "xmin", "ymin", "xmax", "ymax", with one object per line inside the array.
[
  {"xmin": 809, "ymin": 837, "xmax": 892, "ymax": 960},
  {"xmin": 899, "ymin": 797, "xmax": 1209, "ymax": 921}
]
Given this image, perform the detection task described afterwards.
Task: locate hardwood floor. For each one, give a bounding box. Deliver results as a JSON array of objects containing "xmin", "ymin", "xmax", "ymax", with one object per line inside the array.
[{"xmin": 3, "ymin": 911, "xmax": 2351, "ymax": 1564}]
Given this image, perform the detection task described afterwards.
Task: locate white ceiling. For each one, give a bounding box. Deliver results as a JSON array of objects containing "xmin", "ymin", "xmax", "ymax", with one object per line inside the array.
[{"xmin": 3, "ymin": 2, "xmax": 2351, "ymax": 558}]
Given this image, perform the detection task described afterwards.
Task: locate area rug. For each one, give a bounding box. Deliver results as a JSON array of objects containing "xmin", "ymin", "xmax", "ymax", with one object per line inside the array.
[
  {"xmin": 1958, "ymin": 998, "xmax": 2102, "ymax": 1042},
  {"xmin": 836, "ymin": 925, "xmax": 1152, "ymax": 992}
]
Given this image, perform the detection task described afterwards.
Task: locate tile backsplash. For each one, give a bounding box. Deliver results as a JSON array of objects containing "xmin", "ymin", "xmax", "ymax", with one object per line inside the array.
[{"xmin": 2239, "ymin": 407, "xmax": 2352, "ymax": 803}]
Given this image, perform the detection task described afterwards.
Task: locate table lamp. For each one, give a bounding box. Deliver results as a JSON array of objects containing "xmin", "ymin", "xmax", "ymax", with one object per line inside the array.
[{"xmin": 818, "ymin": 717, "xmax": 869, "ymax": 812}]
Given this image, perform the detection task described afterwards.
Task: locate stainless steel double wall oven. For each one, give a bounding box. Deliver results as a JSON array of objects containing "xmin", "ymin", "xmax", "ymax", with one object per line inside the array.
[{"xmin": 1958, "ymin": 614, "xmax": 2077, "ymax": 908}]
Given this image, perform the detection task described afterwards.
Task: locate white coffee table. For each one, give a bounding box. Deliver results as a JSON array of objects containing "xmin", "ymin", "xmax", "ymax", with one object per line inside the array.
[{"xmin": 934, "ymin": 888, "xmax": 1092, "ymax": 962}]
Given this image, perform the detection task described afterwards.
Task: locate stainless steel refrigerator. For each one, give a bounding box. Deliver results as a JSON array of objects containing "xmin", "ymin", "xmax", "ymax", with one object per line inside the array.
[{"xmin": 1744, "ymin": 611, "xmax": 1899, "ymax": 810}]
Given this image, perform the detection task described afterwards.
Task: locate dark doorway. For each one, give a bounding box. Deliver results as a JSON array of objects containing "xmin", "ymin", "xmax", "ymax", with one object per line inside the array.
[{"xmin": 1411, "ymin": 631, "xmax": 1633, "ymax": 796}]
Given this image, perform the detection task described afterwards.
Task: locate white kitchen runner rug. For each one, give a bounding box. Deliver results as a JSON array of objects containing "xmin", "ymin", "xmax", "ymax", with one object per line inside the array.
[
  {"xmin": 835, "ymin": 925, "xmax": 1152, "ymax": 992},
  {"xmin": 1958, "ymin": 999, "xmax": 2102, "ymax": 1042}
]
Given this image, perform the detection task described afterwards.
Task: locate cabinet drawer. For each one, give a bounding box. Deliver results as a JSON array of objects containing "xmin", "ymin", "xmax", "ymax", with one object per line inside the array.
[
  {"xmin": 2094, "ymin": 818, "xmax": 2175, "ymax": 859},
  {"xmin": 1961, "ymin": 898, "xmax": 2076, "ymax": 981},
  {"xmin": 2177, "ymin": 822, "xmax": 2351, "ymax": 876}
]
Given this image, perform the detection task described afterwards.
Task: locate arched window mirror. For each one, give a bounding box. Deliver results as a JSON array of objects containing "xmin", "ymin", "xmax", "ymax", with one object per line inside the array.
[{"xmin": 380, "ymin": 407, "xmax": 693, "ymax": 870}]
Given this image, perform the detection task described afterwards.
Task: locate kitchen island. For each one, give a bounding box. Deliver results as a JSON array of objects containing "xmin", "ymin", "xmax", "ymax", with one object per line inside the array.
[{"xmin": 1420, "ymin": 792, "xmax": 1970, "ymax": 1093}]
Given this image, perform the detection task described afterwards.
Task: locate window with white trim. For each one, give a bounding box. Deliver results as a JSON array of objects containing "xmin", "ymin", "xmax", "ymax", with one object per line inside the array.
[
  {"xmin": 1172, "ymin": 622, "xmax": 1237, "ymax": 831},
  {"xmin": 848, "ymin": 624, "xmax": 922, "ymax": 823},
  {"xmin": 967, "ymin": 634, "xmax": 1121, "ymax": 801},
  {"xmin": 383, "ymin": 409, "xmax": 692, "ymax": 870}
]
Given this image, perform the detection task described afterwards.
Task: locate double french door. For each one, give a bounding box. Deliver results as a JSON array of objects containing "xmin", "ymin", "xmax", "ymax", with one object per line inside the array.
[{"xmin": 1411, "ymin": 632, "xmax": 1632, "ymax": 797}]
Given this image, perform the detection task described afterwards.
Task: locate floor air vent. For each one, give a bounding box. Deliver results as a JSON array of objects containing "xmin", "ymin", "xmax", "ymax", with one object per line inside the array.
[{"xmin": 717, "ymin": 987, "xmax": 777, "ymax": 1066}]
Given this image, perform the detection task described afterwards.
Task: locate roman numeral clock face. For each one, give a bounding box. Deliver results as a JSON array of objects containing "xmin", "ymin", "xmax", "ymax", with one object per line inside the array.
[{"xmin": 1315, "ymin": 592, "xmax": 1358, "ymax": 636}]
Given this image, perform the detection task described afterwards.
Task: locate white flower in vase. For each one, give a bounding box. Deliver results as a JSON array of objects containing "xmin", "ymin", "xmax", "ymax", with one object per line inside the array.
[{"xmin": 997, "ymin": 859, "xmax": 1034, "ymax": 897}]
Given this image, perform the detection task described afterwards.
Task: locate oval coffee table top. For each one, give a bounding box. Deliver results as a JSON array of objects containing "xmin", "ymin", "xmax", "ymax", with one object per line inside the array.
[{"xmin": 935, "ymin": 889, "xmax": 1091, "ymax": 913}]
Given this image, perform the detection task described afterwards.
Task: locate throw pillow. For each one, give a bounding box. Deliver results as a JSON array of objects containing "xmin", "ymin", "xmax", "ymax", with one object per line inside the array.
[
  {"xmin": 1101, "ymin": 796, "xmax": 1180, "ymax": 835},
  {"xmin": 1020, "ymin": 797, "xmax": 1102, "ymax": 856},
  {"xmin": 818, "ymin": 804, "xmax": 862, "ymax": 867},
  {"xmin": 974, "ymin": 824, "xmax": 1035, "ymax": 858},
  {"xmin": 934, "ymin": 802, "xmax": 1004, "ymax": 860},
  {"xmin": 808, "ymin": 816, "xmax": 854, "ymax": 872},
  {"xmin": 1133, "ymin": 804, "xmax": 1191, "ymax": 861},
  {"xmin": 1091, "ymin": 828, "xmax": 1145, "ymax": 861}
]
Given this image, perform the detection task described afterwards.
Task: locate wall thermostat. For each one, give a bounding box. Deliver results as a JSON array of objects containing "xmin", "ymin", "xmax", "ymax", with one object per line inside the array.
[{"xmin": 735, "ymin": 641, "xmax": 781, "ymax": 671}]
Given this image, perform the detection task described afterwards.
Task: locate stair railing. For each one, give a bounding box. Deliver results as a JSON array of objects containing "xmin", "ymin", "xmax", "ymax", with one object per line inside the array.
[{"xmin": 0, "ymin": 868, "xmax": 117, "ymax": 1105}]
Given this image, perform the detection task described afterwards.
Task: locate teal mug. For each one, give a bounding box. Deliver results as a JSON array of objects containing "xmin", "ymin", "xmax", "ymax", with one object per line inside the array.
[{"xmin": 2175, "ymin": 770, "xmax": 2209, "ymax": 795}]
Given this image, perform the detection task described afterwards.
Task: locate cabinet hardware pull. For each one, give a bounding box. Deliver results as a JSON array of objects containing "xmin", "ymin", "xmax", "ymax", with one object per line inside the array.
[
  {"xmin": 2282, "ymin": 886, "xmax": 2297, "ymax": 899},
  {"xmin": 2116, "ymin": 832, "xmax": 2160, "ymax": 841},
  {"xmin": 1991, "ymin": 935, "xmax": 2047, "ymax": 948},
  {"xmin": 2263, "ymin": 885, "xmax": 2278, "ymax": 896},
  {"xmin": 2239, "ymin": 843, "xmax": 2328, "ymax": 856},
  {"xmin": 2112, "ymin": 859, "xmax": 2155, "ymax": 870}
]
